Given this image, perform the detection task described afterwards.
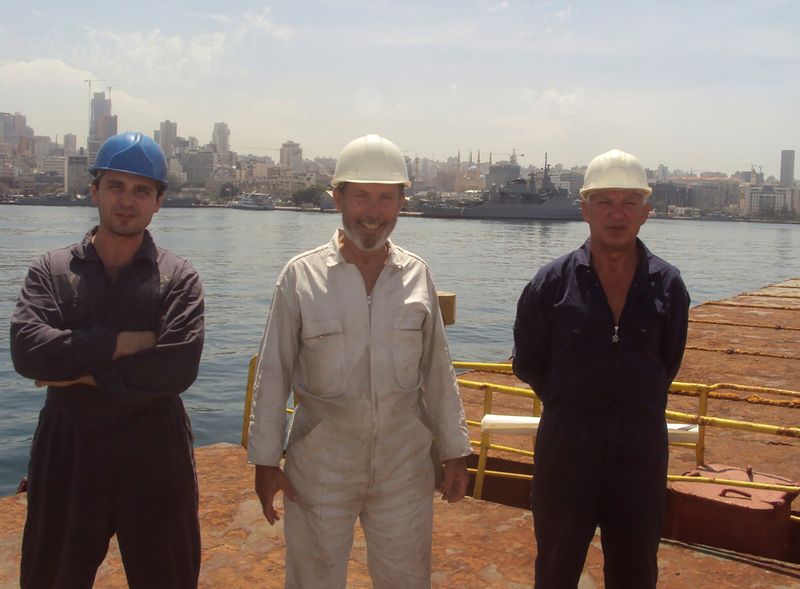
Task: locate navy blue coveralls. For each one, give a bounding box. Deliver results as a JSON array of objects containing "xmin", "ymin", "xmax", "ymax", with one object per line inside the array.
[
  {"xmin": 513, "ymin": 238, "xmax": 689, "ymax": 589},
  {"xmin": 10, "ymin": 228, "xmax": 204, "ymax": 589}
]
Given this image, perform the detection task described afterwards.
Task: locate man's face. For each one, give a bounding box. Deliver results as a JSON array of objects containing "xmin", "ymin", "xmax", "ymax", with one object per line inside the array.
[
  {"xmin": 91, "ymin": 170, "xmax": 162, "ymax": 237},
  {"xmin": 334, "ymin": 183, "xmax": 405, "ymax": 252},
  {"xmin": 581, "ymin": 189, "xmax": 650, "ymax": 252}
]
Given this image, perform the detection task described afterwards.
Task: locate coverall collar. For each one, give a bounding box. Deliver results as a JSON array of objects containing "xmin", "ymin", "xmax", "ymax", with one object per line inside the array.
[
  {"xmin": 578, "ymin": 237, "xmax": 659, "ymax": 278},
  {"xmin": 71, "ymin": 226, "xmax": 159, "ymax": 266},
  {"xmin": 325, "ymin": 229, "xmax": 409, "ymax": 270}
]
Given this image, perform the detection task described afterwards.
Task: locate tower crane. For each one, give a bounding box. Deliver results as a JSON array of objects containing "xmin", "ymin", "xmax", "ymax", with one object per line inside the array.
[{"xmin": 490, "ymin": 149, "xmax": 524, "ymax": 165}]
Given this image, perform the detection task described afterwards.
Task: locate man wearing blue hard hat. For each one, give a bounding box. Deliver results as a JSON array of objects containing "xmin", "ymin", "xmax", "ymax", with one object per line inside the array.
[{"xmin": 10, "ymin": 132, "xmax": 205, "ymax": 588}]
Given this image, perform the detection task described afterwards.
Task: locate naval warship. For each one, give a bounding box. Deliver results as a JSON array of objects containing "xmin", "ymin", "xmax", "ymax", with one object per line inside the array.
[{"xmin": 420, "ymin": 154, "xmax": 583, "ymax": 221}]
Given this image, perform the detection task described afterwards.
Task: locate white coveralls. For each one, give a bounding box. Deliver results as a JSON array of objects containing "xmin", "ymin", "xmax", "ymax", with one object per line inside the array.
[{"xmin": 248, "ymin": 231, "xmax": 470, "ymax": 589}]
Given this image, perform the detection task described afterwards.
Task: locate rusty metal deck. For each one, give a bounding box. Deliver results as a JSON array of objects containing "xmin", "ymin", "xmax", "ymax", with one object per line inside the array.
[{"xmin": 0, "ymin": 278, "xmax": 799, "ymax": 587}]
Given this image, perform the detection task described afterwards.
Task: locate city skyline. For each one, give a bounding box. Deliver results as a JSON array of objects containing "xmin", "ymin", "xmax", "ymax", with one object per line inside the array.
[{"xmin": 1, "ymin": 0, "xmax": 798, "ymax": 177}]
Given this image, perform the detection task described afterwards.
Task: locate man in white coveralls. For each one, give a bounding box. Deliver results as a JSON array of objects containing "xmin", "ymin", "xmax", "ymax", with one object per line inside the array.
[{"xmin": 248, "ymin": 133, "xmax": 471, "ymax": 588}]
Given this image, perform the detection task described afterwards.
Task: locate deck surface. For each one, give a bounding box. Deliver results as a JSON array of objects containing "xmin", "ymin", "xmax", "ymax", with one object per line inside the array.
[{"xmin": 1, "ymin": 279, "xmax": 799, "ymax": 588}]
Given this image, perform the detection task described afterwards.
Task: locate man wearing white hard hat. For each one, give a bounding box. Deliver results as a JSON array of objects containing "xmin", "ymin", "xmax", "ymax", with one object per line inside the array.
[
  {"xmin": 512, "ymin": 149, "xmax": 689, "ymax": 588},
  {"xmin": 248, "ymin": 134, "xmax": 471, "ymax": 588}
]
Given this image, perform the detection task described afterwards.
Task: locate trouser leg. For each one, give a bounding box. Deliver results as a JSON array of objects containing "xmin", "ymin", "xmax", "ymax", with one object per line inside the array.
[
  {"xmin": 361, "ymin": 476, "xmax": 433, "ymax": 589},
  {"xmin": 531, "ymin": 475, "xmax": 597, "ymax": 589},
  {"xmin": 599, "ymin": 467, "xmax": 665, "ymax": 588},
  {"xmin": 360, "ymin": 452, "xmax": 435, "ymax": 589},
  {"xmin": 20, "ymin": 405, "xmax": 114, "ymax": 589},
  {"xmin": 283, "ymin": 491, "xmax": 359, "ymax": 589},
  {"xmin": 114, "ymin": 400, "xmax": 200, "ymax": 589},
  {"xmin": 531, "ymin": 426, "xmax": 601, "ymax": 589}
]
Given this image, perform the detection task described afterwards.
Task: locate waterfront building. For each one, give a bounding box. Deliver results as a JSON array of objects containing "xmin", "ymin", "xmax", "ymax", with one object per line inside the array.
[
  {"xmin": 41, "ymin": 155, "xmax": 66, "ymax": 175},
  {"xmin": 180, "ymin": 148, "xmax": 216, "ymax": 186},
  {"xmin": 33, "ymin": 136, "xmax": 56, "ymax": 168},
  {"xmin": 63, "ymin": 133, "xmax": 77, "ymax": 154},
  {"xmin": 741, "ymin": 184, "xmax": 794, "ymax": 216},
  {"xmin": 780, "ymin": 150, "xmax": 795, "ymax": 187},
  {"xmin": 280, "ymin": 140, "xmax": 303, "ymax": 171},
  {"xmin": 212, "ymin": 123, "xmax": 230, "ymax": 154},
  {"xmin": 65, "ymin": 153, "xmax": 90, "ymax": 195},
  {"xmin": 168, "ymin": 158, "xmax": 187, "ymax": 184}
]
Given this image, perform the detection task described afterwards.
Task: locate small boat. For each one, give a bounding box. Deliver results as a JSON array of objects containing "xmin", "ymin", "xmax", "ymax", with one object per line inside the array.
[{"xmin": 225, "ymin": 193, "xmax": 276, "ymax": 211}]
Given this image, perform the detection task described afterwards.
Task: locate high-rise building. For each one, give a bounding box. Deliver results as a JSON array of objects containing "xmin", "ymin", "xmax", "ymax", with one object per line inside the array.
[
  {"xmin": 159, "ymin": 120, "xmax": 178, "ymax": 158},
  {"xmin": 0, "ymin": 112, "xmax": 10, "ymax": 142},
  {"xmin": 87, "ymin": 92, "xmax": 117, "ymax": 165},
  {"xmin": 280, "ymin": 140, "xmax": 303, "ymax": 171},
  {"xmin": 780, "ymin": 150, "xmax": 795, "ymax": 187},
  {"xmin": 0, "ymin": 112, "xmax": 34, "ymax": 146},
  {"xmin": 212, "ymin": 122, "xmax": 230, "ymax": 154},
  {"xmin": 63, "ymin": 133, "xmax": 77, "ymax": 154}
]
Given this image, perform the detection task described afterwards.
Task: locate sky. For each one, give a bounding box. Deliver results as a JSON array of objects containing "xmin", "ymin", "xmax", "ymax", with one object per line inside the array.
[{"xmin": 2, "ymin": 0, "xmax": 799, "ymax": 177}]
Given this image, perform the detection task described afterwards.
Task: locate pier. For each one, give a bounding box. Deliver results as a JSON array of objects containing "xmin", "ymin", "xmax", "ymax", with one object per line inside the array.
[{"xmin": 0, "ymin": 279, "xmax": 798, "ymax": 587}]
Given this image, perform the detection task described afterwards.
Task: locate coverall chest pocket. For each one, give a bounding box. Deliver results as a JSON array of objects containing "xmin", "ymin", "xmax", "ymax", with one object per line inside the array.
[
  {"xmin": 635, "ymin": 300, "xmax": 667, "ymax": 359},
  {"xmin": 64, "ymin": 297, "xmax": 91, "ymax": 330},
  {"xmin": 393, "ymin": 310, "xmax": 425, "ymax": 389},
  {"xmin": 300, "ymin": 319, "xmax": 344, "ymax": 397}
]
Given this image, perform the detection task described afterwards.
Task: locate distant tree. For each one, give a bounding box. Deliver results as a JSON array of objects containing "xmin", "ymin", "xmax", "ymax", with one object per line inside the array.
[
  {"xmin": 219, "ymin": 183, "xmax": 239, "ymax": 201},
  {"xmin": 292, "ymin": 185, "xmax": 326, "ymax": 206},
  {"xmin": 167, "ymin": 173, "xmax": 184, "ymax": 193}
]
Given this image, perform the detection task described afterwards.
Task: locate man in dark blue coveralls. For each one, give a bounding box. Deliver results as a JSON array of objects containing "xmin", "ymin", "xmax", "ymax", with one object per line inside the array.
[
  {"xmin": 513, "ymin": 148, "xmax": 689, "ymax": 589},
  {"xmin": 10, "ymin": 132, "xmax": 204, "ymax": 589}
]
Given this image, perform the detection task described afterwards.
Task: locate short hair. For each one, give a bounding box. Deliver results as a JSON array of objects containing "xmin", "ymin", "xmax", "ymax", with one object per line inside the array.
[{"xmin": 92, "ymin": 170, "xmax": 166, "ymax": 199}]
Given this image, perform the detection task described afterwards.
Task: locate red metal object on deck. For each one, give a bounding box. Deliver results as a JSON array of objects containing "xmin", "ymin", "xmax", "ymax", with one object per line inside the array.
[{"xmin": 664, "ymin": 463, "xmax": 799, "ymax": 562}]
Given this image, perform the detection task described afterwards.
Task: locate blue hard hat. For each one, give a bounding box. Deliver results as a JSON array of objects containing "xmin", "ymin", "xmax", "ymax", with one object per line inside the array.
[{"xmin": 90, "ymin": 132, "xmax": 168, "ymax": 186}]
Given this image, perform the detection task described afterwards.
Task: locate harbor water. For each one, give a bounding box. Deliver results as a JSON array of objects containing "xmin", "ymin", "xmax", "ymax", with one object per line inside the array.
[{"xmin": 0, "ymin": 205, "xmax": 798, "ymax": 495}]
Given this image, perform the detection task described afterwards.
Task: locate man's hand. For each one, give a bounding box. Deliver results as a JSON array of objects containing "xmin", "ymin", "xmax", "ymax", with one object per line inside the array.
[
  {"xmin": 254, "ymin": 464, "xmax": 298, "ymax": 525},
  {"xmin": 439, "ymin": 456, "xmax": 469, "ymax": 503},
  {"xmin": 112, "ymin": 331, "xmax": 157, "ymax": 360},
  {"xmin": 35, "ymin": 375, "xmax": 97, "ymax": 388}
]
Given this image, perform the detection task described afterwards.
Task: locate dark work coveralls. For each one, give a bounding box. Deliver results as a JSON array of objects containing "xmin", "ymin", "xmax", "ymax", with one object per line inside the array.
[
  {"xmin": 512, "ymin": 238, "xmax": 689, "ymax": 589},
  {"xmin": 10, "ymin": 228, "xmax": 204, "ymax": 589}
]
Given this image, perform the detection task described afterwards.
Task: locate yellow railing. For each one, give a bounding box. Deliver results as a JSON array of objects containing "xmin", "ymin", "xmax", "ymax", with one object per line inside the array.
[
  {"xmin": 459, "ymin": 362, "xmax": 800, "ymax": 500},
  {"xmin": 239, "ymin": 357, "xmax": 800, "ymax": 500}
]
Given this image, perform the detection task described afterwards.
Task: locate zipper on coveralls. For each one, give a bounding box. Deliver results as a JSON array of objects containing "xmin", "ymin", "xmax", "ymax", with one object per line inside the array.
[
  {"xmin": 611, "ymin": 325, "xmax": 619, "ymax": 343},
  {"xmin": 367, "ymin": 290, "xmax": 377, "ymax": 486}
]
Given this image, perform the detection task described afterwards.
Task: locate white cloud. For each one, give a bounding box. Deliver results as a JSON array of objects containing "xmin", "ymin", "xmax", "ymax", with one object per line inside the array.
[
  {"xmin": 549, "ymin": 5, "xmax": 573, "ymax": 22},
  {"xmin": 0, "ymin": 59, "xmax": 92, "ymax": 141},
  {"xmin": 479, "ymin": 0, "xmax": 510, "ymax": 12},
  {"xmin": 520, "ymin": 87, "xmax": 585, "ymax": 116},
  {"xmin": 241, "ymin": 7, "xmax": 294, "ymax": 42},
  {"xmin": 354, "ymin": 88, "xmax": 384, "ymax": 116}
]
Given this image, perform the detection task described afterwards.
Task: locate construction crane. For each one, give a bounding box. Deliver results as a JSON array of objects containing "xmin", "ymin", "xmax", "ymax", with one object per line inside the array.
[
  {"xmin": 84, "ymin": 78, "xmax": 104, "ymax": 96},
  {"xmin": 490, "ymin": 149, "xmax": 524, "ymax": 165},
  {"xmin": 106, "ymin": 85, "xmax": 115, "ymax": 100}
]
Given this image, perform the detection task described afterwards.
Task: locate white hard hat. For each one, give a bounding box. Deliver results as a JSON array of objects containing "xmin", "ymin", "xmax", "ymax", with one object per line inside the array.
[
  {"xmin": 580, "ymin": 148, "xmax": 652, "ymax": 200},
  {"xmin": 331, "ymin": 134, "xmax": 410, "ymax": 188}
]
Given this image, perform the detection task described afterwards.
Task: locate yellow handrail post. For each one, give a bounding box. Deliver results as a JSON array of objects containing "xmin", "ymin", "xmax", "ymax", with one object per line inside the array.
[
  {"xmin": 696, "ymin": 387, "xmax": 709, "ymax": 466},
  {"xmin": 241, "ymin": 355, "xmax": 259, "ymax": 449},
  {"xmin": 472, "ymin": 385, "xmax": 495, "ymax": 500}
]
